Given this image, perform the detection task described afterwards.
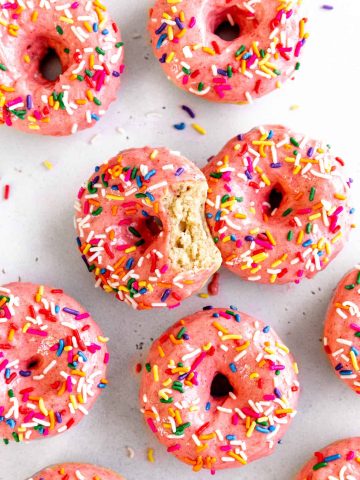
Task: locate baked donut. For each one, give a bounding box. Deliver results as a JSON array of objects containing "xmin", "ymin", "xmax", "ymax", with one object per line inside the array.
[
  {"xmin": 139, "ymin": 306, "xmax": 299, "ymax": 472},
  {"xmin": 148, "ymin": 0, "xmax": 308, "ymax": 103},
  {"xmin": 324, "ymin": 265, "xmax": 360, "ymax": 394},
  {"xmin": 296, "ymin": 437, "xmax": 360, "ymax": 479},
  {"xmin": 74, "ymin": 147, "xmax": 222, "ymax": 310},
  {"xmin": 203, "ymin": 125, "xmax": 354, "ymax": 285},
  {"xmin": 0, "ymin": 282, "xmax": 109, "ymax": 443},
  {"xmin": 28, "ymin": 463, "xmax": 125, "ymax": 480},
  {"xmin": 0, "ymin": 0, "xmax": 123, "ymax": 135}
]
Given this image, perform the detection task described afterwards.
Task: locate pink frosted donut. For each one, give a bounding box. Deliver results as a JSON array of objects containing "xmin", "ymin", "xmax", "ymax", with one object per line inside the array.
[
  {"xmin": 148, "ymin": 0, "xmax": 308, "ymax": 103},
  {"xmin": 203, "ymin": 125, "xmax": 354, "ymax": 285},
  {"xmin": 74, "ymin": 147, "xmax": 222, "ymax": 310},
  {"xmin": 139, "ymin": 306, "xmax": 299, "ymax": 473},
  {"xmin": 0, "ymin": 0, "xmax": 124, "ymax": 135},
  {"xmin": 296, "ymin": 438, "xmax": 360, "ymax": 479},
  {"xmin": 28, "ymin": 464, "xmax": 125, "ymax": 480},
  {"xmin": 0, "ymin": 282, "xmax": 109, "ymax": 443},
  {"xmin": 324, "ymin": 266, "xmax": 360, "ymax": 394}
]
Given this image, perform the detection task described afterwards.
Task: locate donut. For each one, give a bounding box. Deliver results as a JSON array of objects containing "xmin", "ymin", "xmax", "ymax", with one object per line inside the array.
[
  {"xmin": 203, "ymin": 125, "xmax": 355, "ymax": 285},
  {"xmin": 295, "ymin": 438, "xmax": 360, "ymax": 479},
  {"xmin": 139, "ymin": 305, "xmax": 299, "ymax": 472},
  {"xmin": 74, "ymin": 147, "xmax": 222, "ymax": 310},
  {"xmin": 323, "ymin": 265, "xmax": 360, "ymax": 394},
  {"xmin": 0, "ymin": 282, "xmax": 109, "ymax": 443},
  {"xmin": 0, "ymin": 0, "xmax": 124, "ymax": 135},
  {"xmin": 148, "ymin": 0, "xmax": 308, "ymax": 104},
  {"xmin": 28, "ymin": 464, "xmax": 125, "ymax": 480}
]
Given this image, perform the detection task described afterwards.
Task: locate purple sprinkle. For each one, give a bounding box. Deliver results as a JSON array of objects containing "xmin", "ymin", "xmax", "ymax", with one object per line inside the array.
[
  {"xmin": 321, "ymin": 5, "xmax": 334, "ymax": 10},
  {"xmin": 181, "ymin": 105, "xmax": 195, "ymax": 119},
  {"xmin": 237, "ymin": 134, "xmax": 244, "ymax": 141},
  {"xmin": 175, "ymin": 17, "xmax": 184, "ymax": 29},
  {"xmin": 155, "ymin": 23, "xmax": 167, "ymax": 35},
  {"xmin": 55, "ymin": 411, "xmax": 62, "ymax": 423},
  {"xmin": 245, "ymin": 235, "xmax": 254, "ymax": 242},
  {"xmin": 161, "ymin": 289, "xmax": 171, "ymax": 302},
  {"xmin": 270, "ymin": 163, "xmax": 282, "ymax": 168},
  {"xmin": 26, "ymin": 95, "xmax": 32, "ymax": 110},
  {"xmin": 175, "ymin": 167, "xmax": 185, "ymax": 176},
  {"xmin": 307, "ymin": 146, "xmax": 314, "ymax": 157},
  {"xmin": 63, "ymin": 307, "xmax": 80, "ymax": 316}
]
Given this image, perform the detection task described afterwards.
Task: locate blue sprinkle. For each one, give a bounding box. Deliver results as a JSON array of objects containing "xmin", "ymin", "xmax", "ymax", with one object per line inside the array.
[
  {"xmin": 243, "ymin": 53, "xmax": 251, "ymax": 60},
  {"xmin": 245, "ymin": 235, "xmax": 254, "ymax": 242},
  {"xmin": 5, "ymin": 368, "xmax": 10, "ymax": 379},
  {"xmin": 63, "ymin": 307, "xmax": 79, "ymax": 316},
  {"xmin": 351, "ymin": 346, "xmax": 359, "ymax": 356},
  {"xmin": 78, "ymin": 351, "xmax": 88, "ymax": 362},
  {"xmin": 245, "ymin": 170, "xmax": 252, "ymax": 180},
  {"xmin": 263, "ymin": 325, "xmax": 270, "ymax": 333},
  {"xmin": 111, "ymin": 185, "xmax": 119, "ymax": 190},
  {"xmin": 268, "ymin": 425, "xmax": 276, "ymax": 432},
  {"xmin": 141, "ymin": 210, "xmax": 149, "ymax": 217},
  {"xmin": 205, "ymin": 402, "xmax": 211, "ymax": 411},
  {"xmin": 19, "ymin": 370, "xmax": 31, "ymax": 377},
  {"xmin": 255, "ymin": 426, "xmax": 270, "ymax": 434},
  {"xmin": 350, "ymin": 208, "xmax": 355, "ymax": 214},
  {"xmin": 55, "ymin": 305, "xmax": 60, "ymax": 314},
  {"xmin": 55, "ymin": 412, "xmax": 62, "ymax": 423},
  {"xmin": 267, "ymin": 130, "xmax": 274, "ymax": 139},
  {"xmin": 234, "ymin": 314, "xmax": 241, "ymax": 322},
  {"xmin": 6, "ymin": 419, "xmax": 16, "ymax": 428},
  {"xmin": 230, "ymin": 234, "xmax": 237, "ymax": 241},
  {"xmin": 136, "ymin": 176, "xmax": 143, "ymax": 188},
  {"xmin": 324, "ymin": 454, "xmax": 342, "ymax": 462},
  {"xmin": 57, "ymin": 339, "xmax": 65, "ymax": 357},
  {"xmin": 215, "ymin": 211, "xmax": 222, "ymax": 221},
  {"xmin": 226, "ymin": 434, "xmax": 236, "ymax": 440},
  {"xmin": 112, "ymin": 71, "xmax": 120, "ymax": 78},
  {"xmin": 155, "ymin": 23, "xmax": 167, "ymax": 35},
  {"xmin": 302, "ymin": 239, "xmax": 313, "ymax": 247},
  {"xmin": 335, "ymin": 363, "xmax": 343, "ymax": 371},
  {"xmin": 203, "ymin": 306, "xmax": 214, "ymax": 310},
  {"xmin": 206, "ymin": 213, "xmax": 213, "ymax": 218},
  {"xmin": 156, "ymin": 33, "xmax": 167, "ymax": 49},
  {"xmin": 230, "ymin": 305, "xmax": 238, "ymax": 311},
  {"xmin": 237, "ymin": 134, "xmax": 244, "ymax": 141},
  {"xmin": 125, "ymin": 258, "xmax": 134, "ymax": 270},
  {"xmin": 217, "ymin": 68, "xmax": 228, "ymax": 76},
  {"xmin": 174, "ymin": 122, "xmax": 186, "ymax": 130},
  {"xmin": 340, "ymin": 370, "xmax": 353, "ymax": 376},
  {"xmin": 183, "ymin": 334, "xmax": 190, "ymax": 340},
  {"xmin": 102, "ymin": 29, "xmax": 109, "ymax": 35},
  {"xmin": 161, "ymin": 289, "xmax": 171, "ymax": 302},
  {"xmin": 139, "ymin": 288, "xmax": 147, "ymax": 295},
  {"xmin": 91, "ymin": 114, "xmax": 100, "ymax": 121},
  {"xmin": 93, "ymin": 23, "xmax": 98, "ymax": 32},
  {"xmin": 229, "ymin": 363, "xmax": 237, "ymax": 372},
  {"xmin": 146, "ymin": 192, "xmax": 155, "ymax": 202},
  {"xmin": 26, "ymin": 95, "xmax": 32, "ymax": 110},
  {"xmin": 144, "ymin": 169, "xmax": 157, "ymax": 181},
  {"xmin": 100, "ymin": 268, "xmax": 106, "ymax": 274},
  {"xmin": 98, "ymin": 383, "xmax": 107, "ymax": 389},
  {"xmin": 274, "ymin": 388, "xmax": 282, "ymax": 398},
  {"xmin": 212, "ymin": 313, "xmax": 220, "ymax": 318},
  {"xmin": 307, "ymin": 147, "xmax": 314, "ymax": 157}
]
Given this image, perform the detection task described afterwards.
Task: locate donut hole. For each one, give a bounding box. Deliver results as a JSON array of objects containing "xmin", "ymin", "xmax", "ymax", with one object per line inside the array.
[
  {"xmin": 39, "ymin": 47, "xmax": 63, "ymax": 82},
  {"xmin": 145, "ymin": 216, "xmax": 164, "ymax": 237},
  {"xmin": 268, "ymin": 184, "xmax": 285, "ymax": 213},
  {"xmin": 26, "ymin": 354, "xmax": 44, "ymax": 371},
  {"xmin": 210, "ymin": 7, "xmax": 244, "ymax": 42},
  {"xmin": 210, "ymin": 372, "xmax": 234, "ymax": 398},
  {"xmin": 214, "ymin": 20, "xmax": 241, "ymax": 42}
]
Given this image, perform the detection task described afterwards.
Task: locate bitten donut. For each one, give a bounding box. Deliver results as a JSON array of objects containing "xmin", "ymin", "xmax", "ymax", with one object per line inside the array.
[
  {"xmin": 148, "ymin": 0, "xmax": 308, "ymax": 103},
  {"xmin": 28, "ymin": 463, "xmax": 125, "ymax": 480},
  {"xmin": 324, "ymin": 265, "xmax": 360, "ymax": 394},
  {"xmin": 74, "ymin": 147, "xmax": 222, "ymax": 310},
  {"xmin": 203, "ymin": 125, "xmax": 354, "ymax": 285},
  {"xmin": 0, "ymin": 0, "xmax": 124, "ymax": 135},
  {"xmin": 296, "ymin": 438, "xmax": 360, "ymax": 479},
  {"xmin": 0, "ymin": 282, "xmax": 109, "ymax": 443},
  {"xmin": 140, "ymin": 306, "xmax": 299, "ymax": 472}
]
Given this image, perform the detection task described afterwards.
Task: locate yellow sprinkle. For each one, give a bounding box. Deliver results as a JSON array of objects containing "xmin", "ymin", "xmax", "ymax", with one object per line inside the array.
[
  {"xmin": 331, "ymin": 231, "xmax": 343, "ymax": 244},
  {"xmin": 246, "ymin": 421, "xmax": 256, "ymax": 438},
  {"xmin": 249, "ymin": 372, "xmax": 259, "ymax": 379},
  {"xmin": 150, "ymin": 149, "xmax": 159, "ymax": 160},
  {"xmin": 153, "ymin": 365, "xmax": 159, "ymax": 382},
  {"xmin": 43, "ymin": 160, "xmax": 53, "ymax": 170},
  {"xmin": 309, "ymin": 213, "xmax": 321, "ymax": 221},
  {"xmin": 212, "ymin": 321, "xmax": 228, "ymax": 333},
  {"xmin": 350, "ymin": 351, "xmax": 359, "ymax": 371},
  {"xmin": 147, "ymin": 448, "xmax": 155, "ymax": 463},
  {"xmin": 228, "ymin": 451, "xmax": 247, "ymax": 465},
  {"xmin": 221, "ymin": 334, "xmax": 242, "ymax": 341},
  {"xmin": 192, "ymin": 123, "xmax": 207, "ymax": 135},
  {"xmin": 290, "ymin": 104, "xmax": 300, "ymax": 111},
  {"xmin": 166, "ymin": 51, "xmax": 175, "ymax": 63},
  {"xmin": 265, "ymin": 230, "xmax": 276, "ymax": 246},
  {"xmin": 334, "ymin": 193, "xmax": 346, "ymax": 200},
  {"xmin": 39, "ymin": 398, "xmax": 48, "ymax": 416}
]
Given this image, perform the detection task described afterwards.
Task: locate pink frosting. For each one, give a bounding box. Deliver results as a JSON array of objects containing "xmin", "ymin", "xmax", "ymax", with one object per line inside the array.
[
  {"xmin": 324, "ymin": 266, "xmax": 360, "ymax": 394},
  {"xmin": 0, "ymin": 0, "xmax": 123, "ymax": 135},
  {"xmin": 296, "ymin": 438, "xmax": 360, "ymax": 479},
  {"xmin": 74, "ymin": 147, "xmax": 220, "ymax": 310},
  {"xmin": 29, "ymin": 463, "xmax": 125, "ymax": 480},
  {"xmin": 0, "ymin": 282, "xmax": 109, "ymax": 443},
  {"xmin": 139, "ymin": 306, "xmax": 299, "ymax": 472},
  {"xmin": 148, "ymin": 0, "xmax": 308, "ymax": 103},
  {"xmin": 203, "ymin": 125, "xmax": 354, "ymax": 285}
]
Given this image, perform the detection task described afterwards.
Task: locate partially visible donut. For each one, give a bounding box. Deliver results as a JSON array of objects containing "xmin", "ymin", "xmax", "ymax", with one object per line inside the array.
[
  {"xmin": 203, "ymin": 125, "xmax": 354, "ymax": 285},
  {"xmin": 0, "ymin": 0, "xmax": 124, "ymax": 135},
  {"xmin": 74, "ymin": 147, "xmax": 222, "ymax": 310},
  {"xmin": 0, "ymin": 282, "xmax": 109, "ymax": 443},
  {"xmin": 148, "ymin": 0, "xmax": 308, "ymax": 103},
  {"xmin": 28, "ymin": 463, "xmax": 125, "ymax": 480},
  {"xmin": 295, "ymin": 438, "xmax": 360, "ymax": 479},
  {"xmin": 140, "ymin": 306, "xmax": 299, "ymax": 472},
  {"xmin": 324, "ymin": 265, "xmax": 360, "ymax": 394}
]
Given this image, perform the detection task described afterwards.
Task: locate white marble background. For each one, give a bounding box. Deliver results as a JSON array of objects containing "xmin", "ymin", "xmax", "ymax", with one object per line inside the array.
[{"xmin": 0, "ymin": 0, "xmax": 359, "ymax": 478}]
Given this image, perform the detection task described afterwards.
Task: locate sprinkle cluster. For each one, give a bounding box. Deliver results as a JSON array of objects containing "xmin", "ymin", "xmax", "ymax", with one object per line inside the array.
[
  {"xmin": 75, "ymin": 147, "xmax": 210, "ymax": 310},
  {"xmin": 0, "ymin": 283, "xmax": 109, "ymax": 443},
  {"xmin": 203, "ymin": 125, "xmax": 355, "ymax": 284},
  {"xmin": 29, "ymin": 463, "xmax": 123, "ymax": 480},
  {"xmin": 149, "ymin": 0, "xmax": 308, "ymax": 102},
  {"xmin": 0, "ymin": 0, "xmax": 124, "ymax": 134},
  {"xmin": 324, "ymin": 266, "xmax": 360, "ymax": 394},
  {"xmin": 296, "ymin": 438, "xmax": 360, "ymax": 478},
  {"xmin": 140, "ymin": 306, "xmax": 299, "ymax": 473}
]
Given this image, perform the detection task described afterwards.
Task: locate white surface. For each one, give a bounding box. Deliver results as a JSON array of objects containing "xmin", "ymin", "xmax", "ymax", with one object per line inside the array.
[{"xmin": 1, "ymin": 1, "xmax": 360, "ymax": 479}]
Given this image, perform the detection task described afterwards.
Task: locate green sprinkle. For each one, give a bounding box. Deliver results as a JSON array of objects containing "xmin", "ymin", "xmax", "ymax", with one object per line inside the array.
[
  {"xmin": 221, "ymin": 194, "xmax": 230, "ymax": 203},
  {"xmin": 345, "ymin": 284, "xmax": 355, "ymax": 290},
  {"xmin": 274, "ymin": 69, "xmax": 281, "ymax": 76},
  {"xmin": 64, "ymin": 48, "xmax": 70, "ymax": 54},
  {"xmin": 176, "ymin": 327, "xmax": 186, "ymax": 339},
  {"xmin": 92, "ymin": 207, "xmax": 103, "ymax": 216},
  {"xmin": 3, "ymin": 439, "xmax": 9, "ymax": 445},
  {"xmin": 282, "ymin": 208, "xmax": 293, "ymax": 217},
  {"xmin": 227, "ymin": 65, "xmax": 233, "ymax": 78},
  {"xmin": 8, "ymin": 389, "xmax": 14, "ymax": 398},
  {"xmin": 287, "ymin": 231, "xmax": 294, "ymax": 241},
  {"xmin": 85, "ymin": 69, "xmax": 93, "ymax": 77},
  {"xmin": 306, "ymin": 223, "xmax": 312, "ymax": 234},
  {"xmin": 290, "ymin": 137, "xmax": 300, "ymax": 147},
  {"xmin": 135, "ymin": 193, "xmax": 147, "ymax": 198},
  {"xmin": 94, "ymin": 97, "xmax": 102, "ymax": 106},
  {"xmin": 198, "ymin": 82, "xmax": 204, "ymax": 91},
  {"xmin": 128, "ymin": 226, "xmax": 141, "ymax": 238},
  {"xmin": 213, "ymin": 237, "xmax": 219, "ymax": 244},
  {"xmin": 210, "ymin": 172, "xmax": 222, "ymax": 179},
  {"xmin": 160, "ymin": 397, "xmax": 173, "ymax": 404},
  {"xmin": 87, "ymin": 181, "xmax": 97, "ymax": 194},
  {"xmin": 355, "ymin": 332, "xmax": 360, "ymax": 338},
  {"xmin": 236, "ymin": 196, "xmax": 244, "ymax": 202},
  {"xmin": 115, "ymin": 42, "xmax": 124, "ymax": 48},
  {"xmin": 275, "ymin": 370, "xmax": 281, "ymax": 376},
  {"xmin": 145, "ymin": 363, "xmax": 151, "ymax": 372},
  {"xmin": 56, "ymin": 25, "xmax": 63, "ymax": 35},
  {"xmin": 313, "ymin": 462, "xmax": 328, "ymax": 471},
  {"xmin": 0, "ymin": 64, "xmax": 7, "ymax": 71},
  {"xmin": 101, "ymin": 174, "xmax": 108, "ymax": 188},
  {"xmin": 260, "ymin": 49, "xmax": 266, "ymax": 58},
  {"xmin": 295, "ymin": 62, "xmax": 301, "ymax": 70},
  {"xmin": 131, "ymin": 167, "xmax": 137, "ymax": 179},
  {"xmin": 135, "ymin": 239, "xmax": 145, "ymax": 247},
  {"xmin": 77, "ymin": 75, "xmax": 84, "ymax": 81},
  {"xmin": 182, "ymin": 67, "xmax": 191, "ymax": 75},
  {"xmin": 12, "ymin": 433, "xmax": 19, "ymax": 443},
  {"xmin": 96, "ymin": 46, "xmax": 105, "ymax": 55},
  {"xmin": 235, "ymin": 45, "xmax": 246, "ymax": 57},
  {"xmin": 309, "ymin": 187, "xmax": 316, "ymax": 201},
  {"xmin": 357, "ymin": 271, "xmax": 360, "ymax": 284}
]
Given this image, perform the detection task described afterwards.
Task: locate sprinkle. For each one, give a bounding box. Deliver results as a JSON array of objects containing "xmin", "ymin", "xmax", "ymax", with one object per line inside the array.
[{"xmin": 191, "ymin": 123, "xmax": 206, "ymax": 135}]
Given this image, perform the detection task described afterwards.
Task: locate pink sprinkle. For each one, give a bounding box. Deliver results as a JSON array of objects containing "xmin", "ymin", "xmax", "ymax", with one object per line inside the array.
[
  {"xmin": 77, "ymin": 187, "xmax": 85, "ymax": 200},
  {"xmin": 0, "ymin": 359, "xmax": 9, "ymax": 372},
  {"xmin": 147, "ymin": 417, "xmax": 158, "ymax": 433},
  {"xmin": 104, "ymin": 352, "xmax": 110, "ymax": 364},
  {"xmin": 231, "ymin": 413, "xmax": 239, "ymax": 425},
  {"xmin": 346, "ymin": 451, "xmax": 355, "ymax": 460},
  {"xmin": 167, "ymin": 444, "xmax": 181, "ymax": 452},
  {"xmin": 350, "ymin": 323, "xmax": 360, "ymax": 332},
  {"xmin": 182, "ymin": 75, "xmax": 189, "ymax": 85},
  {"xmin": 254, "ymin": 238, "xmax": 273, "ymax": 250},
  {"xmin": 75, "ymin": 313, "xmax": 90, "ymax": 321},
  {"xmin": 26, "ymin": 328, "xmax": 48, "ymax": 337},
  {"xmin": 263, "ymin": 394, "xmax": 276, "ymax": 401},
  {"xmin": 160, "ymin": 265, "xmax": 168, "ymax": 274},
  {"xmin": 188, "ymin": 16, "xmax": 196, "ymax": 28},
  {"xmin": 224, "ymin": 184, "xmax": 232, "ymax": 193},
  {"xmin": 241, "ymin": 407, "xmax": 260, "ymax": 418},
  {"xmin": 66, "ymin": 375, "xmax": 72, "ymax": 393},
  {"xmin": 219, "ymin": 311, "xmax": 231, "ymax": 319},
  {"xmin": 168, "ymin": 302, "xmax": 181, "ymax": 310},
  {"xmin": 220, "ymin": 445, "xmax": 232, "ymax": 451}
]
